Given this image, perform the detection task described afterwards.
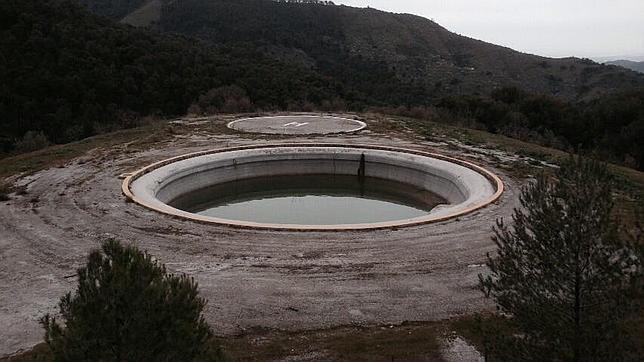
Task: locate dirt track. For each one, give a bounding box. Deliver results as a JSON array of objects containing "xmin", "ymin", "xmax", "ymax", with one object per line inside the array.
[{"xmin": 0, "ymin": 118, "xmax": 521, "ymax": 356}]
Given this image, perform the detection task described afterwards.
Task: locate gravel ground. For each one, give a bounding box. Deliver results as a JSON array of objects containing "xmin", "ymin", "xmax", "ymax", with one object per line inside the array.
[{"xmin": 0, "ymin": 120, "xmax": 521, "ymax": 356}]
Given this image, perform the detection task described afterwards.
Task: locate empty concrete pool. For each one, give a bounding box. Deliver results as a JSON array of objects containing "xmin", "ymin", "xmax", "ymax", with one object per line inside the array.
[{"xmin": 122, "ymin": 144, "xmax": 503, "ymax": 230}]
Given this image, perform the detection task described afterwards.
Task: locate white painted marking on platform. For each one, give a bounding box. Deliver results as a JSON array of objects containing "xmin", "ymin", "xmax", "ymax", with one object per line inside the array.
[
  {"xmin": 226, "ymin": 115, "xmax": 368, "ymax": 134},
  {"xmin": 283, "ymin": 122, "xmax": 309, "ymax": 127}
]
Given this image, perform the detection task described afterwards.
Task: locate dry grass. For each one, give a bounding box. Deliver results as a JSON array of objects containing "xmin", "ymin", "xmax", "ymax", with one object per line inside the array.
[
  {"xmin": 221, "ymin": 323, "xmax": 445, "ymax": 361},
  {"xmin": 0, "ymin": 121, "xmax": 172, "ymax": 180},
  {"xmin": 2, "ymin": 322, "xmax": 449, "ymax": 362},
  {"xmin": 1, "ymin": 344, "xmax": 51, "ymax": 362}
]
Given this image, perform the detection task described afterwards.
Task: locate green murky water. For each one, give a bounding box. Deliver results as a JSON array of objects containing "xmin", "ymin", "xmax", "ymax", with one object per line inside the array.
[{"xmin": 169, "ymin": 175, "xmax": 446, "ymax": 225}]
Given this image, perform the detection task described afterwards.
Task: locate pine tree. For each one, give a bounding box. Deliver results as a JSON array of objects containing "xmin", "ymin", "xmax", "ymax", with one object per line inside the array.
[
  {"xmin": 41, "ymin": 239, "xmax": 222, "ymax": 361},
  {"xmin": 479, "ymin": 157, "xmax": 641, "ymax": 361}
]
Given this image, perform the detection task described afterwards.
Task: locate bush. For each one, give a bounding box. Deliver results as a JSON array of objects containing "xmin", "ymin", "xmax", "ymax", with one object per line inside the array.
[
  {"xmin": 0, "ymin": 183, "xmax": 11, "ymax": 201},
  {"xmin": 193, "ymin": 85, "xmax": 254, "ymax": 114},
  {"xmin": 15, "ymin": 131, "xmax": 50, "ymax": 153},
  {"xmin": 479, "ymin": 157, "xmax": 642, "ymax": 361},
  {"xmin": 41, "ymin": 240, "xmax": 223, "ymax": 361}
]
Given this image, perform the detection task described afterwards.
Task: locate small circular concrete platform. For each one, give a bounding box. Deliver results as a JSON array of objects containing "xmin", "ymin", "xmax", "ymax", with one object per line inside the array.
[{"xmin": 227, "ymin": 115, "xmax": 367, "ymax": 135}]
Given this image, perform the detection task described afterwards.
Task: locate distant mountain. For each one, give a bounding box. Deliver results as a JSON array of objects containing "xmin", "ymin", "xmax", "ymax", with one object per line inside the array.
[
  {"xmin": 81, "ymin": 0, "xmax": 644, "ymax": 102},
  {"xmin": 593, "ymin": 55, "xmax": 644, "ymax": 63},
  {"xmin": 605, "ymin": 60, "xmax": 644, "ymax": 74}
]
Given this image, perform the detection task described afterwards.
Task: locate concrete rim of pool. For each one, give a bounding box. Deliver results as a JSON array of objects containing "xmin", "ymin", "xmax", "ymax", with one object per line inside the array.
[{"xmin": 122, "ymin": 144, "xmax": 504, "ymax": 231}]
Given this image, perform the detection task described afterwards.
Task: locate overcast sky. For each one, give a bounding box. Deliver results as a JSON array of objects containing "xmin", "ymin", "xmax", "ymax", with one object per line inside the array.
[{"xmin": 335, "ymin": 0, "xmax": 644, "ymax": 60}]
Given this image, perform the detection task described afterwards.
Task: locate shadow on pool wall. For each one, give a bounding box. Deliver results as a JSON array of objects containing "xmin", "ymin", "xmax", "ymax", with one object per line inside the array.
[
  {"xmin": 122, "ymin": 144, "xmax": 504, "ymax": 231},
  {"xmin": 168, "ymin": 174, "xmax": 448, "ymax": 225}
]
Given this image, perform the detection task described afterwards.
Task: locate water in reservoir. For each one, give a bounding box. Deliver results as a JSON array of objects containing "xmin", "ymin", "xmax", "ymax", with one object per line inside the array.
[{"xmin": 169, "ymin": 174, "xmax": 447, "ymax": 225}]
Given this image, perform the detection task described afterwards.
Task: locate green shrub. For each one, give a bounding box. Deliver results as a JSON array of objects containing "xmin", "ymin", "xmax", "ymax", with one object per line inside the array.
[
  {"xmin": 42, "ymin": 240, "xmax": 223, "ymax": 361},
  {"xmin": 0, "ymin": 183, "xmax": 10, "ymax": 201},
  {"xmin": 15, "ymin": 131, "xmax": 50, "ymax": 153},
  {"xmin": 480, "ymin": 157, "xmax": 642, "ymax": 361}
]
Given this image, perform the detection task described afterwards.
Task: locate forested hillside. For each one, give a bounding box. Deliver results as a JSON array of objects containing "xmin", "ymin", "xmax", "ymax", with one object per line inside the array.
[
  {"xmin": 1, "ymin": 0, "xmax": 643, "ymax": 170},
  {"xmin": 0, "ymin": 0, "xmax": 347, "ymax": 153},
  {"xmin": 152, "ymin": 0, "xmax": 644, "ymax": 101}
]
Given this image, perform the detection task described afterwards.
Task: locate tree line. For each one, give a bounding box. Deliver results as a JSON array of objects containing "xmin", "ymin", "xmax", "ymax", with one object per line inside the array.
[
  {"xmin": 435, "ymin": 87, "xmax": 644, "ymax": 169},
  {"xmin": 0, "ymin": 0, "xmax": 348, "ymax": 154}
]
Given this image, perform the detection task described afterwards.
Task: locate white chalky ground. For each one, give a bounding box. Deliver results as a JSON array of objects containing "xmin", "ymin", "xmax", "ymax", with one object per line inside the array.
[{"xmin": 0, "ymin": 116, "xmax": 522, "ymax": 356}]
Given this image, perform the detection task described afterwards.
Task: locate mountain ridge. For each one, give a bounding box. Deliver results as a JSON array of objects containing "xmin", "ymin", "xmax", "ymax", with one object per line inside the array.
[
  {"xmin": 99, "ymin": 0, "xmax": 644, "ymax": 101},
  {"xmin": 605, "ymin": 60, "xmax": 644, "ymax": 74}
]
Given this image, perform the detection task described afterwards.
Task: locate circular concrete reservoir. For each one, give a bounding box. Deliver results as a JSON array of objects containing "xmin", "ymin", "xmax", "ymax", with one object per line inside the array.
[
  {"xmin": 227, "ymin": 115, "xmax": 367, "ymax": 135},
  {"xmin": 122, "ymin": 144, "xmax": 503, "ymax": 231}
]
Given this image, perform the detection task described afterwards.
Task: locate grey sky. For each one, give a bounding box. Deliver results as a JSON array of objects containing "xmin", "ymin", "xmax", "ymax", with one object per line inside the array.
[{"xmin": 335, "ymin": 0, "xmax": 644, "ymax": 60}]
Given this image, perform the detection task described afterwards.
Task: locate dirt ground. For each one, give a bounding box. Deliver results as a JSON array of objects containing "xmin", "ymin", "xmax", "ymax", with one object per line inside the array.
[
  {"xmin": 2, "ymin": 319, "xmax": 488, "ymax": 361},
  {"xmin": 0, "ymin": 115, "xmax": 522, "ymax": 356}
]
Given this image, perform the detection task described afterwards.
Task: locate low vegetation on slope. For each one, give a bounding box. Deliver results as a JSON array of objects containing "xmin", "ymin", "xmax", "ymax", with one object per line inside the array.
[{"xmin": 434, "ymin": 87, "xmax": 644, "ymax": 169}]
